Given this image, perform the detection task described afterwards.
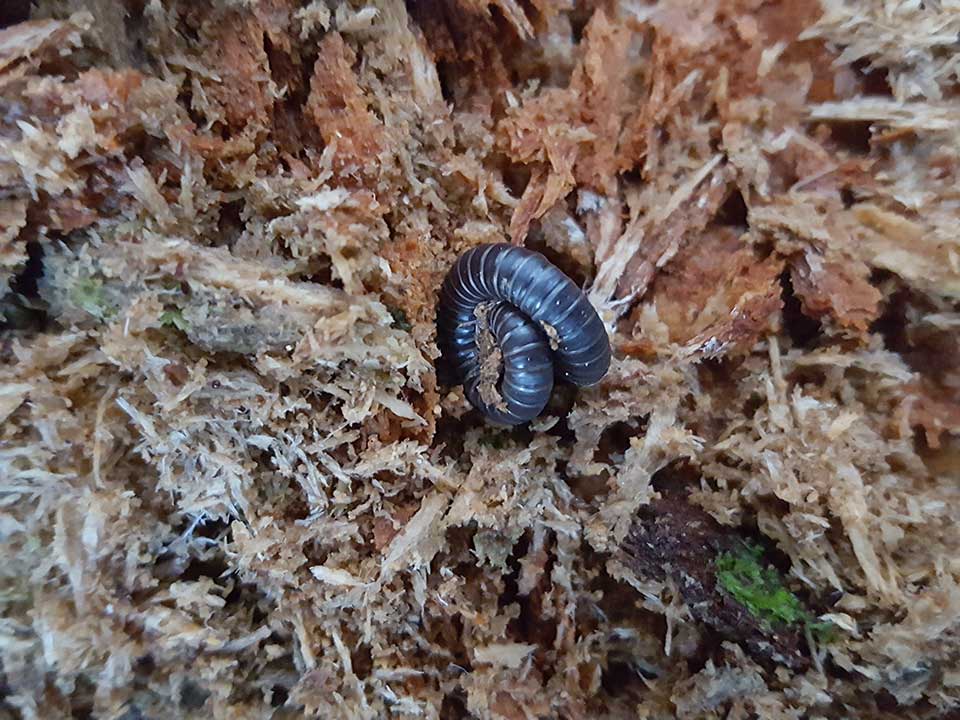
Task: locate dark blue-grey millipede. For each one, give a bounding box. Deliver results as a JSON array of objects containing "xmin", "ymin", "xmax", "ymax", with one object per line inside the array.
[{"xmin": 436, "ymin": 243, "xmax": 611, "ymax": 425}]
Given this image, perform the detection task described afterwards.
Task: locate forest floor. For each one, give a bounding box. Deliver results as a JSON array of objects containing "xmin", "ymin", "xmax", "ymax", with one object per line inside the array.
[{"xmin": 2, "ymin": 1, "xmax": 960, "ymax": 718}]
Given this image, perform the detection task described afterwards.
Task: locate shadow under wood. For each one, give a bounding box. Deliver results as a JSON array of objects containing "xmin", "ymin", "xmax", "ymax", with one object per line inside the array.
[{"xmin": 620, "ymin": 497, "xmax": 811, "ymax": 672}]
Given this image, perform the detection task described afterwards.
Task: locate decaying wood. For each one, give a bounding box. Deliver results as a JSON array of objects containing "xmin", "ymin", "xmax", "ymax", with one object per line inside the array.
[{"xmin": 2, "ymin": 1, "xmax": 960, "ymax": 718}]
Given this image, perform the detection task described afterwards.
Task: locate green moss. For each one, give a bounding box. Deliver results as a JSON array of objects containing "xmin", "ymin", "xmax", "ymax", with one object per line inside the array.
[
  {"xmin": 159, "ymin": 308, "xmax": 190, "ymax": 332},
  {"xmin": 716, "ymin": 541, "xmax": 833, "ymax": 641},
  {"xmin": 70, "ymin": 276, "xmax": 115, "ymax": 320}
]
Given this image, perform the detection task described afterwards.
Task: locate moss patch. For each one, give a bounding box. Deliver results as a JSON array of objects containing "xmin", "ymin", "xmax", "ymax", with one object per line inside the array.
[
  {"xmin": 159, "ymin": 308, "xmax": 189, "ymax": 332},
  {"xmin": 716, "ymin": 542, "xmax": 832, "ymax": 640},
  {"xmin": 70, "ymin": 276, "xmax": 115, "ymax": 320}
]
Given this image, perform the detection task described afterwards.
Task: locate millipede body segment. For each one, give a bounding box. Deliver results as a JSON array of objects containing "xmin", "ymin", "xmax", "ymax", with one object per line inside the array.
[{"xmin": 436, "ymin": 243, "xmax": 611, "ymax": 425}]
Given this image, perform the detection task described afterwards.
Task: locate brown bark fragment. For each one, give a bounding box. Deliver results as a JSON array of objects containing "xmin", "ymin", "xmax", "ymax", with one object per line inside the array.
[
  {"xmin": 198, "ymin": 10, "xmax": 273, "ymax": 132},
  {"xmin": 900, "ymin": 384, "xmax": 960, "ymax": 449},
  {"xmin": 789, "ymin": 253, "xmax": 881, "ymax": 337},
  {"xmin": 306, "ymin": 33, "xmax": 385, "ymax": 177},
  {"xmin": 501, "ymin": 10, "xmax": 630, "ymax": 242},
  {"xmin": 641, "ymin": 227, "xmax": 784, "ymax": 356},
  {"xmin": 613, "ymin": 165, "xmax": 730, "ymax": 303},
  {"xmin": 622, "ymin": 498, "xmax": 809, "ymax": 671}
]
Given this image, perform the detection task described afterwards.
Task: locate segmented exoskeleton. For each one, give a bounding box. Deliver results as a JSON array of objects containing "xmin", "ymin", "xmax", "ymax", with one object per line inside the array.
[{"xmin": 436, "ymin": 243, "xmax": 611, "ymax": 424}]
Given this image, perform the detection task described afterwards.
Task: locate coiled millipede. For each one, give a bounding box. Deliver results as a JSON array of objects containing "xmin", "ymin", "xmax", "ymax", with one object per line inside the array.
[{"xmin": 437, "ymin": 243, "xmax": 611, "ymax": 425}]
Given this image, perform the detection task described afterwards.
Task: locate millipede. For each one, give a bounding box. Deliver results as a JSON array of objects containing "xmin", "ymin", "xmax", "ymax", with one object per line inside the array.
[{"xmin": 436, "ymin": 243, "xmax": 611, "ymax": 425}]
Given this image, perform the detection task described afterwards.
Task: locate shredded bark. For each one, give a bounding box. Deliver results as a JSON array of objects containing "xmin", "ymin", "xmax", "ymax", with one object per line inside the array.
[
  {"xmin": 789, "ymin": 252, "xmax": 882, "ymax": 337},
  {"xmin": 2, "ymin": 1, "xmax": 960, "ymax": 718}
]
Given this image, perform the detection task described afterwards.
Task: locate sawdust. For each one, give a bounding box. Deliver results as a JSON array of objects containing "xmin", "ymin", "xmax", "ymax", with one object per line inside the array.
[{"xmin": 1, "ymin": 1, "xmax": 960, "ymax": 719}]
